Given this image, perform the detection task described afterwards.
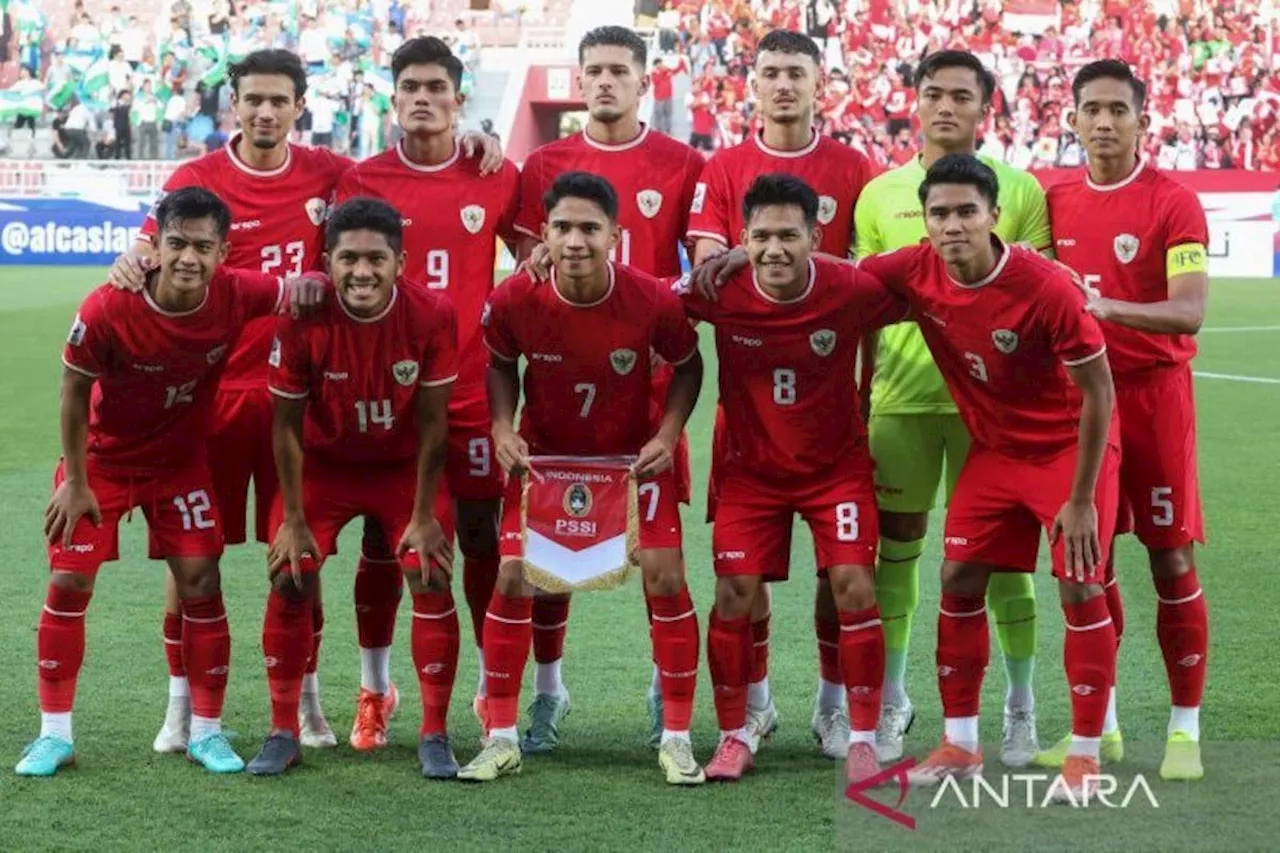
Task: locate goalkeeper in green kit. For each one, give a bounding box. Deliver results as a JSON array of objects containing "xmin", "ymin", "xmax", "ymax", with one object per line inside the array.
[{"xmin": 855, "ymin": 51, "xmax": 1049, "ymax": 767}]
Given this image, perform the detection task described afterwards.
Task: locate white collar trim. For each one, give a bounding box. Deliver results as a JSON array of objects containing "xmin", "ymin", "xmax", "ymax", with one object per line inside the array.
[{"xmin": 753, "ymin": 258, "xmax": 816, "ymax": 303}]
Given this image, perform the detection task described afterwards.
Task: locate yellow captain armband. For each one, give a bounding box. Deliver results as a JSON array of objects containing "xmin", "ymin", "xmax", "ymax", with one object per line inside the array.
[{"xmin": 1167, "ymin": 243, "xmax": 1208, "ymax": 277}]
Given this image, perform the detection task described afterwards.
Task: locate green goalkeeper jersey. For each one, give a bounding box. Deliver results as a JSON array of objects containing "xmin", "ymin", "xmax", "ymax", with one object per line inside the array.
[{"xmin": 854, "ymin": 154, "xmax": 1052, "ymax": 415}]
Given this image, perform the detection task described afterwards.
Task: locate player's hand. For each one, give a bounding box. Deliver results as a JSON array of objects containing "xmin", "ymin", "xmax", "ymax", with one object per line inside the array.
[
  {"xmin": 1083, "ymin": 293, "xmax": 1116, "ymax": 322},
  {"xmin": 459, "ymin": 130, "xmax": 503, "ymax": 176},
  {"xmin": 283, "ymin": 272, "xmax": 328, "ymax": 317},
  {"xmin": 398, "ymin": 515, "xmax": 454, "ymax": 582},
  {"xmin": 107, "ymin": 250, "xmax": 154, "ymax": 292},
  {"xmin": 493, "ymin": 426, "xmax": 535, "ymax": 478},
  {"xmin": 1049, "ymin": 498, "xmax": 1101, "ymax": 583},
  {"xmin": 44, "ymin": 480, "xmax": 101, "ymax": 548},
  {"xmin": 632, "ymin": 434, "xmax": 675, "ymax": 480},
  {"xmin": 268, "ymin": 518, "xmax": 320, "ymax": 589},
  {"xmin": 517, "ymin": 243, "xmax": 552, "ymax": 282},
  {"xmin": 689, "ymin": 246, "xmax": 748, "ymax": 300}
]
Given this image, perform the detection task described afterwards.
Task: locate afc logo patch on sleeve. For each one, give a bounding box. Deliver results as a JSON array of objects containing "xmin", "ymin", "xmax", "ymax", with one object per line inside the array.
[
  {"xmin": 67, "ymin": 313, "xmax": 87, "ymax": 346},
  {"xmin": 480, "ymin": 301, "xmax": 492, "ymax": 328},
  {"xmin": 268, "ymin": 337, "xmax": 282, "ymax": 367},
  {"xmin": 691, "ymin": 183, "xmax": 707, "ymax": 215}
]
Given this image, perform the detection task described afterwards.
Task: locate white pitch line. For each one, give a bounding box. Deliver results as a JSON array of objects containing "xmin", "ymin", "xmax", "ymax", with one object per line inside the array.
[
  {"xmin": 1194, "ymin": 371, "xmax": 1280, "ymax": 385},
  {"xmin": 1199, "ymin": 325, "xmax": 1280, "ymax": 333}
]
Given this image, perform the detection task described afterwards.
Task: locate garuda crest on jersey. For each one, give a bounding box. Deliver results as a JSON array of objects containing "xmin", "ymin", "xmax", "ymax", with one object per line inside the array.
[
  {"xmin": 809, "ymin": 329, "xmax": 837, "ymax": 357},
  {"xmin": 992, "ymin": 329, "xmax": 1019, "ymax": 354},
  {"xmin": 1113, "ymin": 233, "xmax": 1140, "ymax": 264},
  {"xmin": 461, "ymin": 205, "xmax": 486, "ymax": 235},
  {"xmin": 392, "ymin": 359, "xmax": 420, "ymax": 386},
  {"xmin": 637, "ymin": 190, "xmax": 663, "ymax": 220},
  {"xmin": 305, "ymin": 197, "xmax": 328, "ymax": 227},
  {"xmin": 817, "ymin": 195, "xmax": 838, "ymax": 225},
  {"xmin": 610, "ymin": 348, "xmax": 638, "ymax": 375}
]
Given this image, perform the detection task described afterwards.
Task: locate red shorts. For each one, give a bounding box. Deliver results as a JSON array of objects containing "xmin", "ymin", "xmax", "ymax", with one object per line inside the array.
[
  {"xmin": 944, "ymin": 442, "xmax": 1121, "ymax": 582},
  {"xmin": 1115, "ymin": 365, "xmax": 1204, "ymax": 549},
  {"xmin": 712, "ymin": 466, "xmax": 879, "ymax": 581},
  {"xmin": 47, "ymin": 460, "xmax": 225, "ymax": 575},
  {"xmin": 445, "ymin": 393, "xmax": 504, "ymax": 502},
  {"xmin": 705, "ymin": 404, "xmax": 727, "ymax": 523},
  {"xmin": 499, "ymin": 467, "xmax": 682, "ymax": 560},
  {"xmin": 267, "ymin": 460, "xmax": 454, "ymax": 571},
  {"xmin": 208, "ymin": 387, "xmax": 277, "ymax": 544}
]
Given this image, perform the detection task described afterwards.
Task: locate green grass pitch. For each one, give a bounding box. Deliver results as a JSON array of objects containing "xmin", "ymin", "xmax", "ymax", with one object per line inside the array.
[{"xmin": 1, "ymin": 268, "xmax": 1278, "ymax": 851}]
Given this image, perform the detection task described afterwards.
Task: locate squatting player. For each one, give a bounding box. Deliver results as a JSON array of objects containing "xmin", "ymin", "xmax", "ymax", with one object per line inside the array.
[
  {"xmin": 17, "ymin": 187, "xmax": 307, "ymax": 777},
  {"xmin": 510, "ymin": 24, "xmax": 706, "ymax": 751},
  {"xmin": 1037, "ymin": 59, "xmax": 1210, "ymax": 781},
  {"xmin": 465, "ymin": 172, "xmax": 705, "ymax": 785},
  {"xmin": 686, "ymin": 28, "xmax": 875, "ymax": 760},
  {"xmin": 332, "ymin": 36, "xmax": 520, "ymax": 751},
  {"xmin": 246, "ymin": 198, "xmax": 460, "ymax": 777},
  {"xmin": 853, "ymin": 49, "xmax": 1049, "ymax": 766},
  {"xmin": 679, "ymin": 174, "xmax": 906, "ymax": 784}
]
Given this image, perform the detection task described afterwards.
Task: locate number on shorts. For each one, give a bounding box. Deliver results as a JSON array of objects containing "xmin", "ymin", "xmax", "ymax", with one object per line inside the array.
[
  {"xmin": 1151, "ymin": 486, "xmax": 1174, "ymax": 527},
  {"xmin": 608, "ymin": 229, "xmax": 632, "ymax": 265},
  {"xmin": 355, "ymin": 399, "xmax": 394, "ymax": 432},
  {"xmin": 574, "ymin": 382, "xmax": 596, "ymax": 417},
  {"xmin": 173, "ymin": 489, "xmax": 215, "ymax": 531},
  {"xmin": 468, "ymin": 437, "xmax": 491, "ymax": 478},
  {"xmin": 773, "ymin": 368, "xmax": 797, "ymax": 405},
  {"xmin": 261, "ymin": 241, "xmax": 305, "ymax": 277},
  {"xmin": 638, "ymin": 481, "xmax": 660, "ymax": 523},
  {"xmin": 164, "ymin": 379, "xmax": 197, "ymax": 409},
  {"xmin": 425, "ymin": 249, "xmax": 449, "ymax": 290},
  {"xmin": 965, "ymin": 352, "xmax": 988, "ymax": 383},
  {"xmin": 835, "ymin": 501, "xmax": 860, "ymax": 542}
]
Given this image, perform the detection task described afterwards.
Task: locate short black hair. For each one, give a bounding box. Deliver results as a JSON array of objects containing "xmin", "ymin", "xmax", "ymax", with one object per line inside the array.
[
  {"xmin": 155, "ymin": 187, "xmax": 232, "ymax": 239},
  {"xmin": 543, "ymin": 171, "xmax": 619, "ymax": 222},
  {"xmin": 325, "ymin": 197, "xmax": 404, "ymax": 254},
  {"xmin": 228, "ymin": 49, "xmax": 308, "ymax": 99},
  {"xmin": 917, "ymin": 153, "xmax": 1000, "ymax": 210},
  {"xmin": 391, "ymin": 36, "xmax": 464, "ymax": 92},
  {"xmin": 578, "ymin": 25, "xmax": 647, "ymax": 67},
  {"xmin": 915, "ymin": 50, "xmax": 996, "ymax": 104},
  {"xmin": 742, "ymin": 173, "xmax": 819, "ymax": 228},
  {"xmin": 756, "ymin": 30, "xmax": 822, "ymax": 66},
  {"xmin": 1072, "ymin": 59, "xmax": 1147, "ymax": 108}
]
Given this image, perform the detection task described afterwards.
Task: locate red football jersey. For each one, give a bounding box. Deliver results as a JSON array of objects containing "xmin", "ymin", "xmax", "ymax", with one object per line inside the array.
[
  {"xmin": 482, "ymin": 263, "xmax": 699, "ymax": 456},
  {"xmin": 514, "ymin": 125, "xmax": 704, "ymax": 277},
  {"xmin": 687, "ymin": 132, "xmax": 873, "ymax": 257},
  {"xmin": 333, "ymin": 142, "xmax": 520, "ymax": 398},
  {"xmin": 859, "ymin": 243, "xmax": 1110, "ymax": 460},
  {"xmin": 62, "ymin": 271, "xmax": 284, "ymax": 477},
  {"xmin": 142, "ymin": 133, "xmax": 353, "ymax": 391},
  {"xmin": 680, "ymin": 257, "xmax": 907, "ymax": 478},
  {"xmin": 1047, "ymin": 162, "xmax": 1209, "ymax": 378},
  {"xmin": 268, "ymin": 284, "xmax": 459, "ymax": 467}
]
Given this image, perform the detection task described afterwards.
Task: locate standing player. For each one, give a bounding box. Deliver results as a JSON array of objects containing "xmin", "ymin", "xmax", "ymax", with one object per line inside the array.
[
  {"xmin": 510, "ymin": 25, "xmax": 706, "ymax": 752},
  {"xmin": 686, "ymin": 28, "xmax": 874, "ymax": 760},
  {"xmin": 331, "ymin": 37, "xmax": 520, "ymax": 751},
  {"xmin": 245, "ymin": 199, "xmax": 461, "ymax": 777},
  {"xmin": 1038, "ymin": 60, "xmax": 1209, "ymax": 781},
  {"xmin": 853, "ymin": 50, "xmax": 1048, "ymax": 766},
  {"xmin": 679, "ymin": 174, "xmax": 905, "ymax": 784},
  {"xmin": 462, "ymin": 172, "xmax": 705, "ymax": 785},
  {"xmin": 856, "ymin": 155, "xmax": 1120, "ymax": 800},
  {"xmin": 17, "ymin": 188, "xmax": 300, "ymax": 777}
]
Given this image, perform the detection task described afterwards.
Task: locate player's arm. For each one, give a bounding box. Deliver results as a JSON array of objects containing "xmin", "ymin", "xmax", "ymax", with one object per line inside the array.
[
  {"xmin": 45, "ymin": 367, "xmax": 102, "ymax": 547},
  {"xmin": 483, "ymin": 290, "xmax": 533, "ymax": 475},
  {"xmin": 400, "ymin": 379, "xmax": 454, "ymax": 581},
  {"xmin": 853, "ymin": 190, "xmax": 886, "ymax": 396},
  {"xmin": 635, "ymin": 293, "xmax": 704, "ymax": 478},
  {"xmin": 687, "ymin": 160, "xmax": 732, "ymax": 264},
  {"xmin": 1086, "ymin": 244, "xmax": 1208, "ymax": 334},
  {"xmin": 513, "ymin": 152, "xmax": 546, "ymax": 263},
  {"xmin": 1013, "ymin": 176, "xmax": 1054, "ymax": 256},
  {"xmin": 1057, "ymin": 351, "xmax": 1115, "ymax": 580},
  {"xmin": 267, "ymin": 322, "xmax": 320, "ymax": 584}
]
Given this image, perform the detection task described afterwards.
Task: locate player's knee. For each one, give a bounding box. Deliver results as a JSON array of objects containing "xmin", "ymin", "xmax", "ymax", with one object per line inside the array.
[
  {"xmin": 495, "ymin": 559, "xmax": 527, "ymax": 595},
  {"xmin": 940, "ymin": 560, "xmax": 989, "ymax": 598},
  {"xmin": 813, "ymin": 573, "xmax": 839, "ymax": 621},
  {"xmin": 827, "ymin": 565, "xmax": 875, "ymax": 611},
  {"xmin": 879, "ymin": 510, "xmax": 929, "ymax": 543},
  {"xmin": 640, "ymin": 548, "xmax": 685, "ymax": 596},
  {"xmin": 271, "ymin": 571, "xmax": 317, "ymax": 601},
  {"xmin": 1057, "ymin": 579, "xmax": 1105, "ymax": 605},
  {"xmin": 50, "ymin": 569, "xmax": 94, "ymax": 594},
  {"xmin": 170, "ymin": 558, "xmax": 222, "ymax": 598},
  {"xmin": 1148, "ymin": 545, "xmax": 1193, "ymax": 582},
  {"xmin": 714, "ymin": 576, "xmax": 757, "ymax": 619},
  {"xmin": 456, "ymin": 501, "xmax": 500, "ymax": 557},
  {"xmin": 749, "ymin": 585, "xmax": 772, "ymax": 619}
]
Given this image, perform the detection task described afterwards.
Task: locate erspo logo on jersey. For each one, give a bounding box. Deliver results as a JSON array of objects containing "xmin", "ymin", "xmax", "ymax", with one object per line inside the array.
[{"xmin": 1, "ymin": 221, "xmax": 141, "ymax": 258}]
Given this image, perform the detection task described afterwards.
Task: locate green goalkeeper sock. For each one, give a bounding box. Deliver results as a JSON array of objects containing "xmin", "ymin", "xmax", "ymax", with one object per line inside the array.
[
  {"xmin": 876, "ymin": 537, "xmax": 924, "ymax": 706},
  {"xmin": 988, "ymin": 572, "xmax": 1037, "ymax": 711}
]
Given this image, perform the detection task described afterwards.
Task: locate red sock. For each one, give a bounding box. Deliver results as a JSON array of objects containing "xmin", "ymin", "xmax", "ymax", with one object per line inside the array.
[
  {"xmin": 750, "ymin": 613, "xmax": 770, "ymax": 684},
  {"xmin": 482, "ymin": 592, "xmax": 533, "ymax": 730},
  {"xmin": 37, "ymin": 585, "xmax": 92, "ymax": 713},
  {"xmin": 1063, "ymin": 595, "xmax": 1117, "ymax": 737},
  {"xmin": 839, "ymin": 606, "xmax": 885, "ymax": 732},
  {"xmin": 1155, "ymin": 568, "xmax": 1208, "ymax": 708},
  {"xmin": 647, "ymin": 586, "xmax": 699, "ymax": 731},
  {"xmin": 937, "ymin": 594, "xmax": 989, "ymax": 718},
  {"xmin": 263, "ymin": 589, "xmax": 313, "ymax": 736},
  {"xmin": 412, "ymin": 591, "xmax": 460, "ymax": 736},
  {"xmin": 531, "ymin": 597, "xmax": 570, "ymax": 664},
  {"xmin": 707, "ymin": 612, "xmax": 751, "ymax": 732},
  {"xmin": 306, "ymin": 597, "xmax": 324, "ymax": 675},
  {"xmin": 355, "ymin": 556, "xmax": 402, "ymax": 650},
  {"xmin": 163, "ymin": 612, "xmax": 185, "ymax": 677},
  {"xmin": 182, "ymin": 595, "xmax": 231, "ymax": 720},
  {"xmin": 815, "ymin": 615, "xmax": 842, "ymax": 684},
  {"xmin": 462, "ymin": 552, "xmax": 500, "ymax": 648}
]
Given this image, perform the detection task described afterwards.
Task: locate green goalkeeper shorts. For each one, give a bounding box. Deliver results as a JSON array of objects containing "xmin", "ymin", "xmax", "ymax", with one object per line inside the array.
[{"xmin": 869, "ymin": 412, "xmax": 972, "ymax": 515}]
